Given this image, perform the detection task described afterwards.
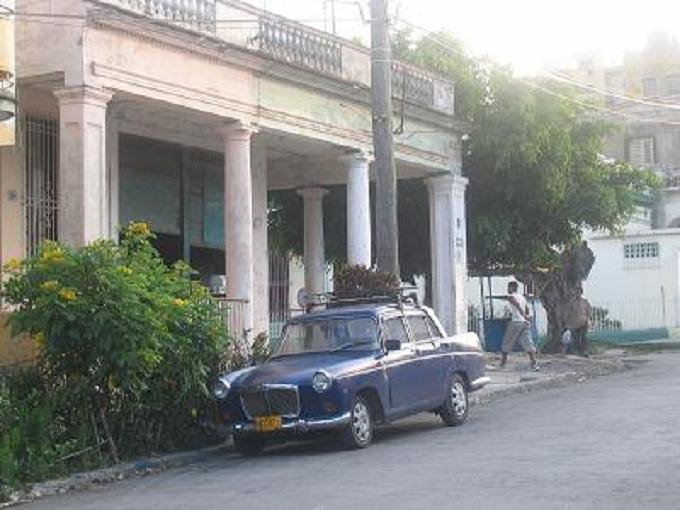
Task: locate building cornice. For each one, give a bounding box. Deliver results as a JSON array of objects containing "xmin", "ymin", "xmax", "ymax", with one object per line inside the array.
[{"xmin": 86, "ymin": 6, "xmax": 465, "ymax": 132}]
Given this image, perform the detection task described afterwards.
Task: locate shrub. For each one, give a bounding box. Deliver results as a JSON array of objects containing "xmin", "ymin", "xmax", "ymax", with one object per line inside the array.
[
  {"xmin": 333, "ymin": 264, "xmax": 400, "ymax": 299},
  {"xmin": 0, "ymin": 222, "xmax": 228, "ymax": 485}
]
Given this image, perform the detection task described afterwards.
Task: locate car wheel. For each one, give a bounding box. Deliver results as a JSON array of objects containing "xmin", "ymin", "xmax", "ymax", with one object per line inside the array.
[
  {"xmin": 340, "ymin": 394, "xmax": 374, "ymax": 449},
  {"xmin": 233, "ymin": 435, "xmax": 266, "ymax": 456},
  {"xmin": 440, "ymin": 373, "xmax": 468, "ymax": 427}
]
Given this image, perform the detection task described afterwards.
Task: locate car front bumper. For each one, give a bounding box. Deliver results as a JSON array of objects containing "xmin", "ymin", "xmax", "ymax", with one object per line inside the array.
[
  {"xmin": 471, "ymin": 376, "xmax": 490, "ymax": 391},
  {"xmin": 232, "ymin": 412, "xmax": 351, "ymax": 436}
]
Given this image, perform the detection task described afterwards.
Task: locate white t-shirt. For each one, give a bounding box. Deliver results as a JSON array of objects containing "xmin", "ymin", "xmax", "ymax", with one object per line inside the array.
[{"xmin": 509, "ymin": 293, "xmax": 529, "ymax": 322}]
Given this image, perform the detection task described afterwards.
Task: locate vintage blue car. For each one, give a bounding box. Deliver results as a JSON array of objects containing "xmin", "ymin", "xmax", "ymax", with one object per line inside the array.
[{"xmin": 212, "ymin": 301, "xmax": 488, "ymax": 454}]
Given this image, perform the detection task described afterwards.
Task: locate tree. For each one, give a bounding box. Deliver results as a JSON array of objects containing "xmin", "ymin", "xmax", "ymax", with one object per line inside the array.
[{"xmin": 394, "ymin": 31, "xmax": 660, "ymax": 351}]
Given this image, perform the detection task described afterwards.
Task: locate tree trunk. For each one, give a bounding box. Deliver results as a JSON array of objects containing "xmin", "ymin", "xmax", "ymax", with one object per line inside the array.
[{"xmin": 525, "ymin": 242, "xmax": 595, "ymax": 353}]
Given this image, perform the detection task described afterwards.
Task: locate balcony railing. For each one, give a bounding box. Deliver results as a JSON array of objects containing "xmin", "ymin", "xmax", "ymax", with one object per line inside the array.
[
  {"xmin": 107, "ymin": 0, "xmax": 216, "ymax": 33},
  {"xmin": 96, "ymin": 0, "xmax": 455, "ymax": 114},
  {"xmin": 257, "ymin": 18, "xmax": 343, "ymax": 77},
  {"xmin": 392, "ymin": 62, "xmax": 435, "ymax": 108}
]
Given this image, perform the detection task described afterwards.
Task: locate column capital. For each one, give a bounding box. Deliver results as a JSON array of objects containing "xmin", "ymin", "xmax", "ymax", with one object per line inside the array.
[
  {"xmin": 339, "ymin": 149, "xmax": 373, "ymax": 167},
  {"xmin": 222, "ymin": 120, "xmax": 258, "ymax": 141},
  {"xmin": 425, "ymin": 172, "xmax": 469, "ymax": 192},
  {"xmin": 297, "ymin": 187, "xmax": 329, "ymax": 201},
  {"xmin": 53, "ymin": 86, "xmax": 113, "ymax": 108}
]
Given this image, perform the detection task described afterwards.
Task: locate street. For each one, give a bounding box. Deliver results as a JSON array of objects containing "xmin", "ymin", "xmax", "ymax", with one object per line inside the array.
[{"xmin": 25, "ymin": 353, "xmax": 680, "ymax": 510}]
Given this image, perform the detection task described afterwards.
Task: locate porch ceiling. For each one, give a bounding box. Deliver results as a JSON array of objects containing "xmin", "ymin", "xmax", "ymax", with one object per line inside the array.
[{"xmin": 113, "ymin": 94, "xmax": 445, "ymax": 189}]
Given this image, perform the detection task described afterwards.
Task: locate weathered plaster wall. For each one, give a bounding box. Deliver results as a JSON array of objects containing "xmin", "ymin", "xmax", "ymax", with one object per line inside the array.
[
  {"xmin": 16, "ymin": 0, "xmax": 85, "ymax": 84},
  {"xmin": 85, "ymin": 24, "xmax": 458, "ymax": 173},
  {"xmin": 0, "ymin": 144, "xmax": 23, "ymax": 264}
]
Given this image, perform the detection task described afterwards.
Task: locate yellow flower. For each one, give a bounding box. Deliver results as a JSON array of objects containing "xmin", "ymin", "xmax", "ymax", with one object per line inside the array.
[
  {"xmin": 34, "ymin": 331, "xmax": 47, "ymax": 349},
  {"xmin": 128, "ymin": 222, "xmax": 151, "ymax": 237},
  {"xmin": 117, "ymin": 266, "xmax": 133, "ymax": 275},
  {"xmin": 171, "ymin": 298, "xmax": 187, "ymax": 307},
  {"xmin": 39, "ymin": 280, "xmax": 60, "ymax": 292},
  {"xmin": 39, "ymin": 247, "xmax": 65, "ymax": 264},
  {"xmin": 3, "ymin": 258, "xmax": 22, "ymax": 271},
  {"xmin": 58, "ymin": 289, "xmax": 77, "ymax": 302}
]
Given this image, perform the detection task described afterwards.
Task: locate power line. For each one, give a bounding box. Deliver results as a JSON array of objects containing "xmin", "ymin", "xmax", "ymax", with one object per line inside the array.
[
  {"xmin": 392, "ymin": 16, "xmax": 680, "ymax": 127},
  {"xmin": 542, "ymin": 68, "xmax": 680, "ymax": 111}
]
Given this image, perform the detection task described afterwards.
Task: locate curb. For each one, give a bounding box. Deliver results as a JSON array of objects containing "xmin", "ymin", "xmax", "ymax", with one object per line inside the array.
[
  {"xmin": 470, "ymin": 359, "xmax": 629, "ymax": 407},
  {"xmin": 2, "ymin": 358, "xmax": 631, "ymax": 507},
  {"xmin": 2, "ymin": 443, "xmax": 230, "ymax": 508}
]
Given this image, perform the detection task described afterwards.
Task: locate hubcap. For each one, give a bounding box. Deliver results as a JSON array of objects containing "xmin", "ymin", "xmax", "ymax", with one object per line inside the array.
[
  {"xmin": 352, "ymin": 400, "xmax": 371, "ymax": 443},
  {"xmin": 451, "ymin": 381, "xmax": 467, "ymax": 417}
]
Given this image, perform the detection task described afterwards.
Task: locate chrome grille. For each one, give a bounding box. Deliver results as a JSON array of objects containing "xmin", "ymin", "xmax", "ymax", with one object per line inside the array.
[{"xmin": 240, "ymin": 385, "xmax": 299, "ymax": 419}]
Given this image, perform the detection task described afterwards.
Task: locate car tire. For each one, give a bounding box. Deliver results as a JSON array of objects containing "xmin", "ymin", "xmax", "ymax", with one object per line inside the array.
[
  {"xmin": 440, "ymin": 373, "xmax": 469, "ymax": 427},
  {"xmin": 340, "ymin": 394, "xmax": 374, "ymax": 449},
  {"xmin": 233, "ymin": 435, "xmax": 266, "ymax": 456}
]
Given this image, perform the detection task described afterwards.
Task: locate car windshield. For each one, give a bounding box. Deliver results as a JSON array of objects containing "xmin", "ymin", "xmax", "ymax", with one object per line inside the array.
[{"xmin": 277, "ymin": 316, "xmax": 379, "ymax": 356}]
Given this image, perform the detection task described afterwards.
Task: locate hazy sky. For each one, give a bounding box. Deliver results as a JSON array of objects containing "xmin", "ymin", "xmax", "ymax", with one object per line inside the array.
[{"xmin": 246, "ymin": 0, "xmax": 680, "ymax": 75}]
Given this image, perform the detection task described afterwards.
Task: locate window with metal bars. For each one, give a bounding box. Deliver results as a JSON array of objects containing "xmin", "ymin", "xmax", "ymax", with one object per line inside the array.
[
  {"xmin": 23, "ymin": 116, "xmax": 58, "ymax": 256},
  {"xmin": 623, "ymin": 242, "xmax": 659, "ymax": 259}
]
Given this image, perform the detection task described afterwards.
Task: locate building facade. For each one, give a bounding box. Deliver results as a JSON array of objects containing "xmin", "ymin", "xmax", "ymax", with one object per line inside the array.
[{"xmin": 0, "ymin": 0, "xmax": 469, "ymax": 343}]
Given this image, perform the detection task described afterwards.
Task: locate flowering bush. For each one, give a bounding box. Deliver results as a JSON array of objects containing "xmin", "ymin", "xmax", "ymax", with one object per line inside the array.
[{"xmin": 0, "ymin": 223, "xmax": 227, "ymax": 489}]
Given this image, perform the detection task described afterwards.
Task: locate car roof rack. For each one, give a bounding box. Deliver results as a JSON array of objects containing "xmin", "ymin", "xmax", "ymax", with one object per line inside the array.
[{"xmin": 325, "ymin": 286, "xmax": 420, "ymax": 309}]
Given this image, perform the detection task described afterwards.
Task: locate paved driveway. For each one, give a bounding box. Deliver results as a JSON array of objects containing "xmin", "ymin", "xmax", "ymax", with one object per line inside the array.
[{"xmin": 24, "ymin": 354, "xmax": 680, "ymax": 510}]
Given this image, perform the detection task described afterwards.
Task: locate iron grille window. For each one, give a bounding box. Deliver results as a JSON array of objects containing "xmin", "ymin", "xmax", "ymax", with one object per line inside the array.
[
  {"xmin": 623, "ymin": 242, "xmax": 659, "ymax": 259},
  {"xmin": 23, "ymin": 117, "xmax": 58, "ymax": 257},
  {"xmin": 627, "ymin": 136, "xmax": 655, "ymax": 167},
  {"xmin": 642, "ymin": 77, "xmax": 657, "ymax": 97}
]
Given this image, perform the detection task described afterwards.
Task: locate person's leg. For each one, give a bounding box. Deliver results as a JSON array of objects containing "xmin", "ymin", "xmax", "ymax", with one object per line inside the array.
[
  {"xmin": 579, "ymin": 327, "xmax": 589, "ymax": 356},
  {"xmin": 573, "ymin": 328, "xmax": 583, "ymax": 355},
  {"xmin": 519, "ymin": 325, "xmax": 539, "ymax": 368},
  {"xmin": 500, "ymin": 322, "xmax": 518, "ymax": 367}
]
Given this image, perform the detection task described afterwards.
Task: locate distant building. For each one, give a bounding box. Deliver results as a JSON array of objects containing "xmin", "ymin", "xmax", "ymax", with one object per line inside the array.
[{"xmin": 556, "ymin": 34, "xmax": 680, "ymax": 340}]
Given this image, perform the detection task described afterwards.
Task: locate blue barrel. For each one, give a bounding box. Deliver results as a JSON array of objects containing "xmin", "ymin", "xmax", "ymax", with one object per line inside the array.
[{"xmin": 482, "ymin": 318, "xmax": 510, "ymax": 352}]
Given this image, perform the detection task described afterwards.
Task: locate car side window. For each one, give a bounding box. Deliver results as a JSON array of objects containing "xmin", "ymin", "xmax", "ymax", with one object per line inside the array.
[
  {"xmin": 424, "ymin": 315, "xmax": 444, "ymax": 338},
  {"xmin": 406, "ymin": 315, "xmax": 431, "ymax": 342},
  {"xmin": 384, "ymin": 317, "xmax": 409, "ymax": 344}
]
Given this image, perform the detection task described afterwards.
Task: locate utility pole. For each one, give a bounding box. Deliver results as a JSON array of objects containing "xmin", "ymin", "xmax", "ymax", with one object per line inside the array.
[{"xmin": 370, "ymin": 0, "xmax": 399, "ymax": 276}]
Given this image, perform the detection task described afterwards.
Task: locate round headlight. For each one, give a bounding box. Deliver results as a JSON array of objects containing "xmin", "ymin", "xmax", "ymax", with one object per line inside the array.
[
  {"xmin": 312, "ymin": 371, "xmax": 332, "ymax": 393},
  {"xmin": 212, "ymin": 379, "xmax": 230, "ymax": 399}
]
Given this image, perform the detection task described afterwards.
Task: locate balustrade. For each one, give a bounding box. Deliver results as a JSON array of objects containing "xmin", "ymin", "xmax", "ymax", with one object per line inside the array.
[
  {"xmin": 109, "ymin": 0, "xmax": 216, "ymax": 33},
  {"xmin": 392, "ymin": 61, "xmax": 436, "ymax": 109},
  {"xmin": 257, "ymin": 18, "xmax": 343, "ymax": 77}
]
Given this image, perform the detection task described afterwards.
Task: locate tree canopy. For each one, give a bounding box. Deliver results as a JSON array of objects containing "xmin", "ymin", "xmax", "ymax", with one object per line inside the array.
[{"xmin": 391, "ymin": 29, "xmax": 660, "ymax": 276}]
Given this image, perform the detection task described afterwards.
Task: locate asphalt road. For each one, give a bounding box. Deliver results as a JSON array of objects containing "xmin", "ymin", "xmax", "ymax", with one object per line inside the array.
[{"xmin": 25, "ymin": 353, "xmax": 680, "ymax": 510}]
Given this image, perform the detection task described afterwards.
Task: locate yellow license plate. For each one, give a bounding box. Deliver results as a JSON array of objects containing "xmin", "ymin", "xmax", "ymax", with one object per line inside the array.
[{"xmin": 255, "ymin": 415, "xmax": 282, "ymax": 432}]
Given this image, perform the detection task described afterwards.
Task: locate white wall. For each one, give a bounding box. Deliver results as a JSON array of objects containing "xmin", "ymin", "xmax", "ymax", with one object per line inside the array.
[{"xmin": 586, "ymin": 229, "xmax": 680, "ymax": 329}]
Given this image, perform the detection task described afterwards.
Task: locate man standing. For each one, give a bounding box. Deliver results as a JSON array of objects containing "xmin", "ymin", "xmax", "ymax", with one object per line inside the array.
[
  {"xmin": 501, "ymin": 281, "xmax": 539, "ymax": 370},
  {"xmin": 564, "ymin": 286, "xmax": 592, "ymax": 356}
]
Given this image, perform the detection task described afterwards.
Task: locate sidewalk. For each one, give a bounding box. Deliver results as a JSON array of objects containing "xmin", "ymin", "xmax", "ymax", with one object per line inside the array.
[{"xmin": 471, "ymin": 352, "xmax": 629, "ymax": 405}]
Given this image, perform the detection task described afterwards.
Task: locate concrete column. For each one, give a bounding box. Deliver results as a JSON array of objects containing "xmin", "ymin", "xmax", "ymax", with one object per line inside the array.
[
  {"xmin": 426, "ymin": 174, "xmax": 469, "ymax": 336},
  {"xmin": 107, "ymin": 116, "xmax": 120, "ymax": 241},
  {"xmin": 342, "ymin": 151, "xmax": 372, "ymax": 267},
  {"xmin": 297, "ymin": 187, "xmax": 328, "ymax": 295},
  {"xmin": 223, "ymin": 121, "xmax": 257, "ymax": 341},
  {"xmin": 54, "ymin": 86, "xmax": 113, "ymax": 246},
  {"xmin": 251, "ymin": 136, "xmax": 269, "ymax": 338}
]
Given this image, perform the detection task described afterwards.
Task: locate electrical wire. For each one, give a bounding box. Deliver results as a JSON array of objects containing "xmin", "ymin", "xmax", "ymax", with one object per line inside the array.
[
  {"xmin": 392, "ymin": 16, "xmax": 680, "ymax": 127},
  {"xmin": 542, "ymin": 68, "xmax": 680, "ymax": 111}
]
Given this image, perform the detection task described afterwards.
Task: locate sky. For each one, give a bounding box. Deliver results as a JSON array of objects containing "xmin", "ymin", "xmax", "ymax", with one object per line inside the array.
[{"xmin": 246, "ymin": 0, "xmax": 680, "ymax": 75}]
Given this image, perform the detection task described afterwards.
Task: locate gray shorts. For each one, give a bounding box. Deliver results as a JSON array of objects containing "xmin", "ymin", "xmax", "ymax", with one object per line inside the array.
[{"xmin": 502, "ymin": 321, "xmax": 535, "ymax": 354}]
